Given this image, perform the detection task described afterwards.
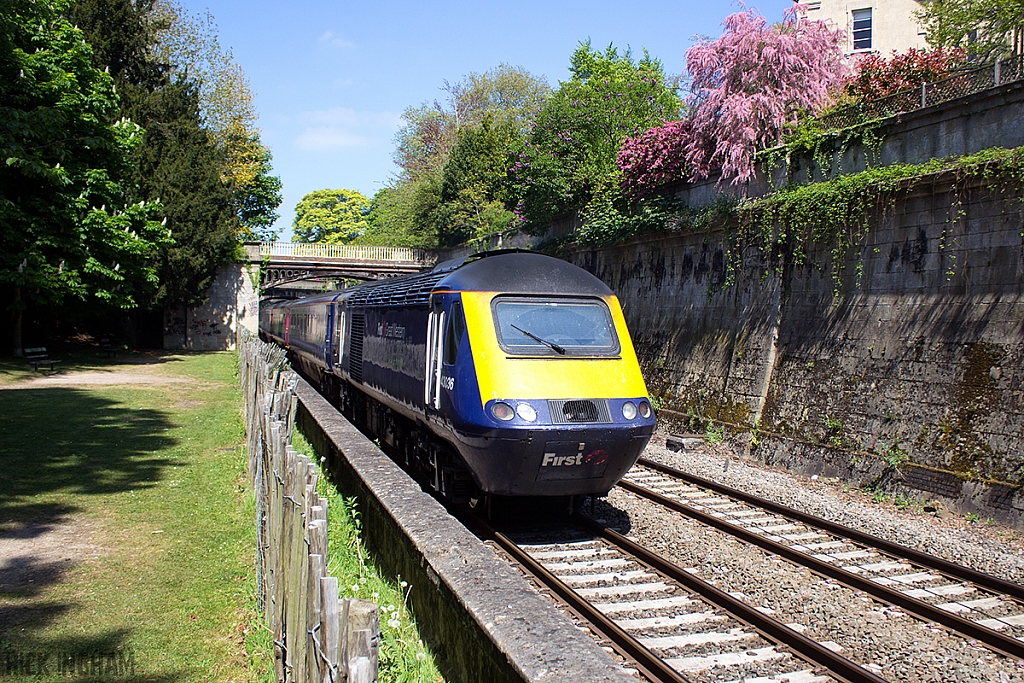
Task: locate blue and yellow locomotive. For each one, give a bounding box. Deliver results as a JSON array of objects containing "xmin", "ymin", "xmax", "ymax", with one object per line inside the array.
[{"xmin": 260, "ymin": 251, "xmax": 654, "ymax": 504}]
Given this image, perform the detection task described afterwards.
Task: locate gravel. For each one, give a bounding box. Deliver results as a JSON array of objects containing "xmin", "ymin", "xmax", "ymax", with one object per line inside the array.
[
  {"xmin": 641, "ymin": 435, "xmax": 1024, "ymax": 586},
  {"xmin": 591, "ymin": 434, "xmax": 1024, "ymax": 682}
]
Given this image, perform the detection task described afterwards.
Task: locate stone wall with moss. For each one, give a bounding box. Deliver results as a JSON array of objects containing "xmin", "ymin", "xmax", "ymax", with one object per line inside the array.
[{"xmin": 568, "ymin": 173, "xmax": 1024, "ymax": 518}]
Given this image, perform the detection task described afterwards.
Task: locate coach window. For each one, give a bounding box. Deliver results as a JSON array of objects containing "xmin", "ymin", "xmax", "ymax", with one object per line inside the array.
[{"xmin": 443, "ymin": 300, "xmax": 465, "ymax": 365}]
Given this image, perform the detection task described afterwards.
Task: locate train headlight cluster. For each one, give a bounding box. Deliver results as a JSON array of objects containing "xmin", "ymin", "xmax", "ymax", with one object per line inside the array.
[
  {"xmin": 638, "ymin": 400, "xmax": 652, "ymax": 419},
  {"xmin": 622, "ymin": 401, "xmax": 637, "ymax": 420},
  {"xmin": 515, "ymin": 403, "xmax": 537, "ymax": 422},
  {"xmin": 491, "ymin": 402, "xmax": 515, "ymax": 421}
]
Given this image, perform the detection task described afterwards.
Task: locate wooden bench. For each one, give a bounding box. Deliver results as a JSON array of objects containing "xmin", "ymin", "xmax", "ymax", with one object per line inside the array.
[
  {"xmin": 25, "ymin": 347, "xmax": 60, "ymax": 371},
  {"xmin": 98, "ymin": 338, "xmax": 119, "ymax": 358}
]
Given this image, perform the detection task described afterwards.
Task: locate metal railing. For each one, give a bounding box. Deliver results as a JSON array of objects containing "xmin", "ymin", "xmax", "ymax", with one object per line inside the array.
[
  {"xmin": 817, "ymin": 54, "xmax": 1024, "ymax": 131},
  {"xmin": 260, "ymin": 241, "xmax": 425, "ymax": 262}
]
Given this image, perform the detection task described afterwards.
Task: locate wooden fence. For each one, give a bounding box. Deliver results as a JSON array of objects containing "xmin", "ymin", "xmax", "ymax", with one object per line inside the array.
[{"xmin": 240, "ymin": 329, "xmax": 379, "ymax": 683}]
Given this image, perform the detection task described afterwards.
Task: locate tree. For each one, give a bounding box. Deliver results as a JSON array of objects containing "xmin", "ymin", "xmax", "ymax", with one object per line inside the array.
[
  {"xmin": 357, "ymin": 185, "xmax": 437, "ymax": 248},
  {"xmin": 618, "ymin": 6, "xmax": 848, "ymax": 196},
  {"xmin": 434, "ymin": 117, "xmax": 518, "ymax": 245},
  {"xmin": 1, "ymin": 0, "xmax": 170, "ymax": 354},
  {"xmin": 916, "ymin": 0, "xmax": 1024, "ymax": 61},
  {"xmin": 293, "ymin": 190, "xmax": 371, "ymax": 244},
  {"xmin": 393, "ymin": 64, "xmax": 549, "ymax": 180},
  {"xmin": 385, "ymin": 64, "xmax": 549, "ymax": 245},
  {"xmin": 71, "ymin": 0, "xmax": 274, "ymax": 302},
  {"xmin": 134, "ymin": 81, "xmax": 241, "ymax": 305},
  {"xmin": 150, "ymin": 0, "xmax": 281, "ymax": 236},
  {"xmin": 508, "ymin": 42, "xmax": 682, "ymax": 228},
  {"xmin": 228, "ymin": 127, "xmax": 283, "ymax": 240}
]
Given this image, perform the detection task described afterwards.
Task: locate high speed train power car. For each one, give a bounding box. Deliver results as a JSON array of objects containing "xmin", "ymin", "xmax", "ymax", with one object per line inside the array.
[{"xmin": 260, "ymin": 250, "xmax": 655, "ymax": 505}]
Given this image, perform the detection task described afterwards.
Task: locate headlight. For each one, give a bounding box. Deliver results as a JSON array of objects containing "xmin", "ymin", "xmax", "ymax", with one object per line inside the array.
[
  {"xmin": 622, "ymin": 401, "xmax": 637, "ymax": 420},
  {"xmin": 516, "ymin": 403, "xmax": 537, "ymax": 422},
  {"xmin": 638, "ymin": 400, "xmax": 652, "ymax": 419},
  {"xmin": 491, "ymin": 402, "xmax": 515, "ymax": 421}
]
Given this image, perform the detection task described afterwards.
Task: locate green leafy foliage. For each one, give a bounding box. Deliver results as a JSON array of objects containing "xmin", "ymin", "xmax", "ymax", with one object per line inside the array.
[
  {"xmin": 509, "ymin": 42, "xmax": 682, "ymax": 230},
  {"xmin": 132, "ymin": 81, "xmax": 241, "ymax": 306},
  {"xmin": 393, "ymin": 64, "xmax": 550, "ymax": 180},
  {"xmin": 435, "ymin": 116, "xmax": 518, "ymax": 246},
  {"xmin": 71, "ymin": 0, "xmax": 265, "ymax": 306},
  {"xmin": 916, "ymin": 0, "xmax": 1024, "ymax": 61},
  {"xmin": 0, "ymin": 0, "xmax": 171, "ymax": 346},
  {"xmin": 357, "ymin": 183, "xmax": 440, "ymax": 249},
  {"xmin": 233, "ymin": 134, "xmax": 282, "ymax": 240},
  {"xmin": 384, "ymin": 64, "xmax": 549, "ymax": 247},
  {"xmin": 293, "ymin": 189, "xmax": 371, "ymax": 244}
]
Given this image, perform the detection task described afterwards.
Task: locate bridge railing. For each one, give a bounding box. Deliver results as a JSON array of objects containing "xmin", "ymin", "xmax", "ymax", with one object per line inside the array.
[{"xmin": 260, "ymin": 242, "xmax": 426, "ymax": 262}]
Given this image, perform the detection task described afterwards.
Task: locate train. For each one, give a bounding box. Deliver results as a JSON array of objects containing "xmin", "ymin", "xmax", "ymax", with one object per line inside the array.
[{"xmin": 259, "ymin": 250, "xmax": 655, "ymax": 506}]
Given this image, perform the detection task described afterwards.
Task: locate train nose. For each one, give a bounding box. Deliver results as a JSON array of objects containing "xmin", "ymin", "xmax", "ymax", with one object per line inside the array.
[{"xmin": 460, "ymin": 425, "xmax": 653, "ymax": 497}]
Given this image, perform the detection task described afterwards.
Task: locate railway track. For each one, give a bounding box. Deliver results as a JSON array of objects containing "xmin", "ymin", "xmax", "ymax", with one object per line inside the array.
[
  {"xmin": 479, "ymin": 515, "xmax": 889, "ymax": 683},
  {"xmin": 474, "ymin": 455, "xmax": 1024, "ymax": 682},
  {"xmin": 618, "ymin": 458, "xmax": 1024, "ymax": 662}
]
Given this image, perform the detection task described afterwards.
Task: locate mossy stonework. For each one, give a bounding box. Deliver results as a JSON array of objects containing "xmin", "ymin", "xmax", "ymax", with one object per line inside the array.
[{"xmin": 567, "ymin": 170, "xmax": 1024, "ymax": 524}]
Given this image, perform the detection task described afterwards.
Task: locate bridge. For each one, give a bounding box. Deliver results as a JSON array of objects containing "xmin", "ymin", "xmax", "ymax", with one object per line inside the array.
[{"xmin": 245, "ymin": 242, "xmax": 432, "ymax": 291}]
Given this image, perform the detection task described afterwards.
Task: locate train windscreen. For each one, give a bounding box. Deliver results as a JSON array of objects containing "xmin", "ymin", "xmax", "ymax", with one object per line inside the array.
[{"xmin": 491, "ymin": 297, "xmax": 619, "ymax": 356}]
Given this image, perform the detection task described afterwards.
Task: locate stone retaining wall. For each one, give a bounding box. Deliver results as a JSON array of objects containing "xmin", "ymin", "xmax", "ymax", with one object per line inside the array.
[{"xmin": 568, "ymin": 173, "xmax": 1024, "ymax": 524}]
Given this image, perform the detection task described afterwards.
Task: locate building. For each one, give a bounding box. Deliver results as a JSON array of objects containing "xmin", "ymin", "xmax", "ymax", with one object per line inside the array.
[{"xmin": 796, "ymin": 0, "xmax": 928, "ymax": 55}]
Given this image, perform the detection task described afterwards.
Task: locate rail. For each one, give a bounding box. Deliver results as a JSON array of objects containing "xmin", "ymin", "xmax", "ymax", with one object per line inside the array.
[
  {"xmin": 260, "ymin": 241, "xmax": 425, "ymax": 262},
  {"xmin": 621, "ymin": 460, "xmax": 1024, "ymax": 662},
  {"xmin": 816, "ymin": 54, "xmax": 1024, "ymax": 131}
]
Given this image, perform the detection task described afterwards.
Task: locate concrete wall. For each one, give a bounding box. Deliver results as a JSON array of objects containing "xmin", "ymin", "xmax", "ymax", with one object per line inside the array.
[
  {"xmin": 653, "ymin": 77, "xmax": 1024, "ymax": 212},
  {"xmin": 294, "ymin": 379, "xmax": 635, "ymax": 683},
  {"xmin": 567, "ymin": 173, "xmax": 1024, "ymax": 524},
  {"xmin": 163, "ymin": 263, "xmax": 259, "ymax": 351}
]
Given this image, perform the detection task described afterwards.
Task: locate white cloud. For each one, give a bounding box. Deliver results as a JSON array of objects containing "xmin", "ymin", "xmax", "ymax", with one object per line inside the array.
[
  {"xmin": 294, "ymin": 109, "xmax": 402, "ymax": 151},
  {"xmin": 295, "ymin": 126, "xmax": 369, "ymax": 150},
  {"xmin": 300, "ymin": 108, "xmax": 402, "ymax": 128},
  {"xmin": 318, "ymin": 30, "xmax": 355, "ymax": 49}
]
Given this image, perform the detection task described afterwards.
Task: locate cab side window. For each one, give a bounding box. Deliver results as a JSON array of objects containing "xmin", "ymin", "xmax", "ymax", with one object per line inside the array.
[{"xmin": 443, "ymin": 300, "xmax": 465, "ymax": 365}]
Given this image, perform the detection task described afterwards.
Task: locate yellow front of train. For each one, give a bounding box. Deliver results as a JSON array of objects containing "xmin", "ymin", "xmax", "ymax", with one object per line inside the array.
[{"xmin": 453, "ymin": 288, "xmax": 655, "ymax": 496}]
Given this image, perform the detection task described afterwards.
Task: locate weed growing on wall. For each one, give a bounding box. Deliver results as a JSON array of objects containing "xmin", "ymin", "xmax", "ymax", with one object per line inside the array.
[{"xmin": 571, "ymin": 145, "xmax": 1024, "ymax": 295}]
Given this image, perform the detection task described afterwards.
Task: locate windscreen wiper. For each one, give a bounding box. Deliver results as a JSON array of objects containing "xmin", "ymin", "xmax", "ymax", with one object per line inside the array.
[{"xmin": 511, "ymin": 324, "xmax": 566, "ymax": 355}]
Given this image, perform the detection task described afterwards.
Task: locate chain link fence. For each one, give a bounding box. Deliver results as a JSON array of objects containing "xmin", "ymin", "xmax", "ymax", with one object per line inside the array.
[{"xmin": 817, "ymin": 55, "xmax": 1024, "ymax": 131}]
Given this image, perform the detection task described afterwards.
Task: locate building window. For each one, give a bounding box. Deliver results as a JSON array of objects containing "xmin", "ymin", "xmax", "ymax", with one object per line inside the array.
[{"xmin": 852, "ymin": 8, "xmax": 873, "ymax": 50}]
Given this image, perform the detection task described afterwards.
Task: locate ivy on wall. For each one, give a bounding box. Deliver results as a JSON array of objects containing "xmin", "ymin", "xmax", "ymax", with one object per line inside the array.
[{"xmin": 569, "ymin": 145, "xmax": 1024, "ymax": 294}]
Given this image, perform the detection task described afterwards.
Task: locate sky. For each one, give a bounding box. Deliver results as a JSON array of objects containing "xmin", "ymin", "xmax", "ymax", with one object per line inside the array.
[{"xmin": 175, "ymin": 0, "xmax": 796, "ymax": 240}]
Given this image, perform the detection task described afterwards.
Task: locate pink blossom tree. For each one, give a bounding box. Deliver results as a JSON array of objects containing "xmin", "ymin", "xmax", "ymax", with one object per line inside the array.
[{"xmin": 618, "ymin": 5, "xmax": 849, "ymax": 197}]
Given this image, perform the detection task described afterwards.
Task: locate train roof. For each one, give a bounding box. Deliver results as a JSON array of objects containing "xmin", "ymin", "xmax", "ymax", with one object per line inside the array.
[
  {"xmin": 349, "ymin": 251, "xmax": 612, "ymax": 308},
  {"xmin": 438, "ymin": 251, "xmax": 612, "ymax": 296},
  {"xmin": 276, "ymin": 251, "xmax": 614, "ymax": 309}
]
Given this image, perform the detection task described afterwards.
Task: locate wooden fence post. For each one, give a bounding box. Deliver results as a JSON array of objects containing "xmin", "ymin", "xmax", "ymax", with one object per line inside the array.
[
  {"xmin": 319, "ymin": 577, "xmax": 340, "ymax": 683},
  {"xmin": 343, "ymin": 599, "xmax": 379, "ymax": 683},
  {"xmin": 240, "ymin": 331, "xmax": 378, "ymax": 683}
]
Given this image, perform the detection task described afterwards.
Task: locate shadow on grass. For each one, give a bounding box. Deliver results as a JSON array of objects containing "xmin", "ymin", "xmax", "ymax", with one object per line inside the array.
[
  {"xmin": 0, "ymin": 388, "xmax": 180, "ymax": 520},
  {"xmin": 0, "ymin": 388, "xmax": 179, "ymax": 635},
  {"xmin": 0, "ymin": 350, "xmax": 187, "ymax": 384},
  {"xmin": 1, "ymin": 628, "xmax": 185, "ymax": 681}
]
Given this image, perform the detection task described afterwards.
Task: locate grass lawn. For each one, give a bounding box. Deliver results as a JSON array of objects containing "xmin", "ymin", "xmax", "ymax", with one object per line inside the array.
[{"xmin": 0, "ymin": 351, "xmax": 269, "ymax": 682}]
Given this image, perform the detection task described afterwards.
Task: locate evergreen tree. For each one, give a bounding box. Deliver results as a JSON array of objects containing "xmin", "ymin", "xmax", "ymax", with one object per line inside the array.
[
  {"xmin": 133, "ymin": 82, "xmax": 239, "ymax": 305},
  {"xmin": 70, "ymin": 0, "xmax": 252, "ymax": 305}
]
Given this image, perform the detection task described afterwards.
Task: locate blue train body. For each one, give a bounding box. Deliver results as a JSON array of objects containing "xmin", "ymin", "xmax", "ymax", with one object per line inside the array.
[{"xmin": 259, "ymin": 251, "xmax": 655, "ymax": 502}]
